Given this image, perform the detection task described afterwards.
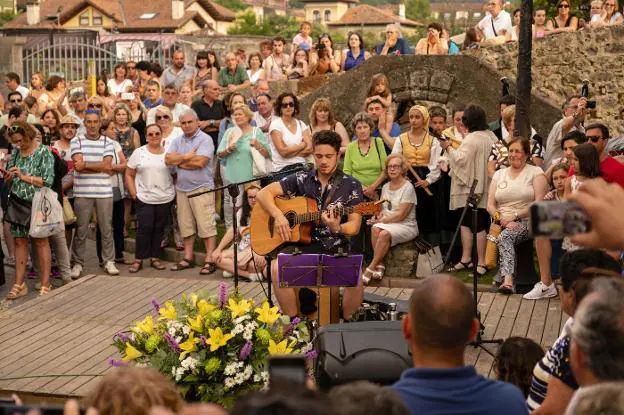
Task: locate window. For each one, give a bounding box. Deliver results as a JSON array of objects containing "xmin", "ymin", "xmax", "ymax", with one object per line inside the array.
[
  {"xmin": 456, "ymin": 11, "xmax": 469, "ymax": 19},
  {"xmin": 324, "ymin": 9, "xmax": 331, "ymax": 21},
  {"xmin": 139, "ymin": 12, "xmax": 157, "ymax": 19},
  {"xmin": 473, "ymin": 12, "xmax": 482, "ymax": 18},
  {"xmin": 79, "ymin": 12, "xmax": 89, "ymax": 25},
  {"xmin": 444, "ymin": 12, "xmax": 452, "ymax": 19},
  {"xmin": 312, "ymin": 10, "xmax": 320, "ymax": 23},
  {"xmin": 92, "ymin": 14, "xmax": 102, "ymax": 25}
]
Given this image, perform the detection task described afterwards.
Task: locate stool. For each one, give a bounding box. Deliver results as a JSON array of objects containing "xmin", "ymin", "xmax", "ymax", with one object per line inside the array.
[{"xmin": 514, "ymin": 239, "xmax": 539, "ymax": 294}]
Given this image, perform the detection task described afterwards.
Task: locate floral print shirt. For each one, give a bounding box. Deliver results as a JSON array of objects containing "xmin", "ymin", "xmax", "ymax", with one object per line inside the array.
[
  {"xmin": 279, "ymin": 169, "xmax": 363, "ymax": 251},
  {"xmin": 7, "ymin": 144, "xmax": 55, "ymax": 201}
]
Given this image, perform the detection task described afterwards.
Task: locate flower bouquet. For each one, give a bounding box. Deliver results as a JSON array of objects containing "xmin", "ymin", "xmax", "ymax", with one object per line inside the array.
[{"xmin": 112, "ymin": 283, "xmax": 315, "ymax": 408}]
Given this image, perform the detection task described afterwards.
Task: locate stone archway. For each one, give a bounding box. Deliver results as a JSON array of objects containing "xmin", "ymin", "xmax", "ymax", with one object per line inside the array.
[{"xmin": 300, "ymin": 55, "xmax": 562, "ymax": 138}]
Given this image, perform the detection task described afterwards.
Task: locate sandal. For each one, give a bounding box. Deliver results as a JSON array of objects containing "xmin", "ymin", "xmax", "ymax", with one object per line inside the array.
[
  {"xmin": 476, "ymin": 265, "xmax": 488, "ymax": 277},
  {"xmin": 6, "ymin": 283, "xmax": 28, "ymax": 300},
  {"xmin": 150, "ymin": 259, "xmax": 166, "ymax": 270},
  {"xmin": 129, "ymin": 260, "xmax": 143, "ymax": 273},
  {"xmin": 447, "ymin": 261, "xmax": 473, "ymax": 272},
  {"xmin": 498, "ymin": 283, "xmax": 515, "ymax": 295},
  {"xmin": 171, "ymin": 258, "xmax": 194, "ymax": 271},
  {"xmin": 200, "ymin": 262, "xmax": 217, "ymax": 275},
  {"xmin": 39, "ymin": 285, "xmax": 52, "ymax": 296}
]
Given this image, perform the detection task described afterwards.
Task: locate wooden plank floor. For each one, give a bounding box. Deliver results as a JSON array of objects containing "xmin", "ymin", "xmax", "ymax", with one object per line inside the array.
[{"xmin": 0, "ymin": 276, "xmax": 565, "ymax": 398}]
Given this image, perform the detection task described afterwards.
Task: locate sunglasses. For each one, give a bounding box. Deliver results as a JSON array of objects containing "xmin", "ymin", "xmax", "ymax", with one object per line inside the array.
[
  {"xmin": 156, "ymin": 115, "xmax": 170, "ymax": 120},
  {"xmin": 281, "ymin": 102, "xmax": 295, "ymax": 108},
  {"xmin": 88, "ymin": 103, "xmax": 103, "ymax": 108},
  {"xmin": 9, "ymin": 99, "xmax": 22, "ymax": 104},
  {"xmin": 146, "ymin": 132, "xmax": 161, "ymax": 137},
  {"xmin": 587, "ymin": 135, "xmax": 603, "ymax": 143},
  {"xmin": 558, "ymin": 4, "xmax": 569, "ymax": 7},
  {"xmin": 8, "ymin": 125, "xmax": 25, "ymax": 134}
]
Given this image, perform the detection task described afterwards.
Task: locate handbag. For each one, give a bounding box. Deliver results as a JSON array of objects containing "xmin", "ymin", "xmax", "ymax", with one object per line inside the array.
[
  {"xmin": 29, "ymin": 187, "xmax": 64, "ymax": 238},
  {"xmin": 250, "ymin": 127, "xmax": 270, "ymax": 177},
  {"xmin": 414, "ymin": 237, "xmax": 443, "ymax": 278},
  {"xmin": 4, "ymin": 193, "xmax": 32, "ymax": 228},
  {"xmin": 63, "ymin": 196, "xmax": 76, "ymax": 225},
  {"xmin": 485, "ymin": 222, "xmax": 502, "ymax": 269},
  {"xmin": 112, "ymin": 186, "xmax": 123, "ymax": 202}
]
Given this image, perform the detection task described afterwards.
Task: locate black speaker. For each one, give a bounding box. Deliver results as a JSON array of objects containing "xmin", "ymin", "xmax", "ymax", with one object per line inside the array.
[{"xmin": 314, "ymin": 321, "xmax": 412, "ymax": 389}]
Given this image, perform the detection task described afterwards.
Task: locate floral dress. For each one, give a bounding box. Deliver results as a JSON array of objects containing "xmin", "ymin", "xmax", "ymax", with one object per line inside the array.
[{"xmin": 7, "ymin": 145, "xmax": 55, "ymax": 237}]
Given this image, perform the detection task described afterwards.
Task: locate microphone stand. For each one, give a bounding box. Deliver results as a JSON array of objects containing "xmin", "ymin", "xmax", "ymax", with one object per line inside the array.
[{"xmin": 188, "ymin": 164, "xmax": 308, "ymax": 292}]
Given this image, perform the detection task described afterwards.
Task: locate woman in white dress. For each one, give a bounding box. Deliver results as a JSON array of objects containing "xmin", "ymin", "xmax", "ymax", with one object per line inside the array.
[{"xmin": 364, "ymin": 154, "xmax": 418, "ymax": 282}]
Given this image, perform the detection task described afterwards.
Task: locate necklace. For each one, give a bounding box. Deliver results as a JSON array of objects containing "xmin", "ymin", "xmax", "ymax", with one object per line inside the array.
[
  {"xmin": 358, "ymin": 140, "xmax": 371, "ymax": 157},
  {"xmin": 408, "ymin": 131, "xmax": 426, "ymax": 147}
]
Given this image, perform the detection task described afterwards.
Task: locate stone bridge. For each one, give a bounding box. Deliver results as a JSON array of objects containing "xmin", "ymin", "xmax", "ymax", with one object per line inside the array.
[{"xmin": 299, "ymin": 54, "xmax": 562, "ymax": 138}]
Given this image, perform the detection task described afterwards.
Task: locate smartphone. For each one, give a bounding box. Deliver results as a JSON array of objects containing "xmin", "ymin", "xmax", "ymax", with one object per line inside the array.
[
  {"xmin": 268, "ymin": 355, "xmax": 307, "ymax": 386},
  {"xmin": 121, "ymin": 92, "xmax": 135, "ymax": 101},
  {"xmin": 529, "ymin": 201, "xmax": 591, "ymax": 239}
]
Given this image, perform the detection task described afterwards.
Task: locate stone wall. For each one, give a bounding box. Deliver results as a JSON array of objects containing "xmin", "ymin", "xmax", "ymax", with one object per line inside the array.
[
  {"xmin": 300, "ymin": 55, "xmax": 562, "ymax": 138},
  {"xmin": 180, "ymin": 34, "xmax": 271, "ymax": 61},
  {"xmin": 465, "ymin": 26, "xmax": 624, "ymax": 134}
]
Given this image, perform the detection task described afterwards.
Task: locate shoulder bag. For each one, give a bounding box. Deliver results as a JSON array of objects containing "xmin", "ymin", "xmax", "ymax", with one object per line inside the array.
[{"xmin": 250, "ymin": 127, "xmax": 271, "ymax": 177}]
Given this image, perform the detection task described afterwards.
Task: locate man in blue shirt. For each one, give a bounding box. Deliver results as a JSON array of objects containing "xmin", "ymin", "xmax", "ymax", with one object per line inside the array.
[
  {"xmin": 391, "ymin": 274, "xmax": 528, "ymax": 415},
  {"xmin": 165, "ymin": 109, "xmax": 217, "ymax": 275}
]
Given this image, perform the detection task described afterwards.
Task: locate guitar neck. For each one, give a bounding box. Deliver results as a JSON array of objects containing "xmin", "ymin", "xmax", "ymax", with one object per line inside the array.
[{"xmin": 295, "ymin": 206, "xmax": 355, "ymax": 225}]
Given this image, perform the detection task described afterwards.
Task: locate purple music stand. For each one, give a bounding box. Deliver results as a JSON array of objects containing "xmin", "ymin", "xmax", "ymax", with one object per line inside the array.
[{"xmin": 277, "ymin": 253, "xmax": 363, "ymax": 288}]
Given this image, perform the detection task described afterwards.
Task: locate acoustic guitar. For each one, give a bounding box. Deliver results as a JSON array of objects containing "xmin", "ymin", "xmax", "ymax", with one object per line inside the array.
[{"xmin": 250, "ymin": 196, "xmax": 382, "ymax": 255}]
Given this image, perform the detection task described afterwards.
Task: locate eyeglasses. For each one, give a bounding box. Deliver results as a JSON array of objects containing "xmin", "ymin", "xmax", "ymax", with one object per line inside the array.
[
  {"xmin": 587, "ymin": 135, "xmax": 603, "ymax": 143},
  {"xmin": 558, "ymin": 4, "xmax": 570, "ymax": 8},
  {"xmin": 9, "ymin": 99, "xmax": 22, "ymax": 104},
  {"xmin": 88, "ymin": 103, "xmax": 103, "ymax": 108},
  {"xmin": 248, "ymin": 195, "xmax": 257, "ymax": 200},
  {"xmin": 387, "ymin": 164, "xmax": 402, "ymax": 170},
  {"xmin": 156, "ymin": 115, "xmax": 170, "ymax": 120},
  {"xmin": 281, "ymin": 102, "xmax": 295, "ymax": 108},
  {"xmin": 146, "ymin": 132, "xmax": 161, "ymax": 137}
]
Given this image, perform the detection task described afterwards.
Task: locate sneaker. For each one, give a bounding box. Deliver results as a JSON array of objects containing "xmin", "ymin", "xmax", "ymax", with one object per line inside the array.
[
  {"xmin": 523, "ymin": 281, "xmax": 558, "ymax": 300},
  {"xmin": 70, "ymin": 264, "xmax": 82, "ymax": 279},
  {"xmin": 3, "ymin": 256, "xmax": 15, "ymax": 267},
  {"xmin": 222, "ymin": 271, "xmax": 233, "ymax": 278},
  {"xmin": 104, "ymin": 261, "xmax": 119, "ymax": 275},
  {"xmin": 246, "ymin": 273, "xmax": 264, "ymax": 282}
]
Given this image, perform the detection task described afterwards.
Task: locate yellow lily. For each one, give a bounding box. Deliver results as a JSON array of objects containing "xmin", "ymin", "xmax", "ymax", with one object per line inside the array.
[
  {"xmin": 268, "ymin": 339, "xmax": 294, "ymax": 355},
  {"xmin": 159, "ymin": 302, "xmax": 178, "ymax": 321},
  {"xmin": 206, "ymin": 327, "xmax": 234, "ymax": 352},
  {"xmin": 197, "ymin": 299, "xmax": 216, "ymax": 317},
  {"xmin": 123, "ymin": 343, "xmax": 143, "ymax": 361},
  {"xmin": 187, "ymin": 314, "xmax": 204, "ymax": 334},
  {"xmin": 255, "ymin": 301, "xmax": 280, "ymax": 325},
  {"xmin": 228, "ymin": 298, "xmax": 252, "ymax": 319},
  {"xmin": 133, "ymin": 315, "xmax": 154, "ymax": 335},
  {"xmin": 190, "ymin": 293, "xmax": 199, "ymax": 308},
  {"xmin": 179, "ymin": 332, "xmax": 199, "ymax": 359}
]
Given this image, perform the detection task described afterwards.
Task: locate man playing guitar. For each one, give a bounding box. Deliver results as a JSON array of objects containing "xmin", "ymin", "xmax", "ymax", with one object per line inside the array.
[{"xmin": 256, "ymin": 130, "xmax": 365, "ymax": 319}]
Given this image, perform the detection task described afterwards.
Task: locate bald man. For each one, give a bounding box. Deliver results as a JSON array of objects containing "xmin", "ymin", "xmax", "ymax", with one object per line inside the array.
[
  {"xmin": 391, "ymin": 275, "xmax": 528, "ymax": 415},
  {"xmin": 191, "ymin": 80, "xmax": 225, "ymax": 148},
  {"xmin": 217, "ymin": 52, "xmax": 250, "ymax": 92}
]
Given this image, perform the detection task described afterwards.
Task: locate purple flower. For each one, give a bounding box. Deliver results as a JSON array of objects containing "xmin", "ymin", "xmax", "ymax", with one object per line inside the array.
[
  {"xmin": 283, "ymin": 317, "xmax": 301, "ymax": 338},
  {"xmin": 108, "ymin": 358, "xmax": 128, "ymax": 367},
  {"xmin": 114, "ymin": 332, "xmax": 131, "ymax": 343},
  {"xmin": 239, "ymin": 341, "xmax": 253, "ymax": 360},
  {"xmin": 164, "ymin": 333, "xmax": 181, "ymax": 353},
  {"xmin": 200, "ymin": 335, "xmax": 208, "ymax": 349},
  {"xmin": 218, "ymin": 283, "xmax": 228, "ymax": 308},
  {"xmin": 151, "ymin": 297, "xmax": 161, "ymax": 315},
  {"xmin": 305, "ymin": 349, "xmax": 318, "ymax": 360}
]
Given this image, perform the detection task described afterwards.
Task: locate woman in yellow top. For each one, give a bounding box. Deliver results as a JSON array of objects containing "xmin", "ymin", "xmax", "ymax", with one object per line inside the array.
[{"xmin": 391, "ymin": 105, "xmax": 442, "ymax": 241}]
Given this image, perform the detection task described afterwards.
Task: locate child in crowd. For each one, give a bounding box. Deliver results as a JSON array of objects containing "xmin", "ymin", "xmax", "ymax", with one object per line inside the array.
[
  {"xmin": 564, "ymin": 144, "xmax": 601, "ymax": 252},
  {"xmin": 544, "ymin": 162, "xmax": 568, "ymax": 201},
  {"xmin": 365, "ymin": 74, "xmax": 394, "ymax": 119},
  {"xmin": 292, "ymin": 21, "xmax": 313, "ymax": 52},
  {"xmin": 493, "ymin": 337, "xmax": 544, "ymax": 398}
]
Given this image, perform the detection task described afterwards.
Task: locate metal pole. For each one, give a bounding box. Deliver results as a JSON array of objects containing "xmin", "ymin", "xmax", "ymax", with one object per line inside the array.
[{"xmin": 514, "ymin": 0, "xmax": 533, "ymax": 139}]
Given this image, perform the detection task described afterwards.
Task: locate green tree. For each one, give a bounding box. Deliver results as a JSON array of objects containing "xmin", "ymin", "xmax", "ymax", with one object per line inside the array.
[
  {"xmin": 0, "ymin": 10, "xmax": 16, "ymax": 26},
  {"xmin": 213, "ymin": 0, "xmax": 249, "ymax": 11},
  {"xmin": 228, "ymin": 12, "xmax": 328, "ymax": 40},
  {"xmin": 405, "ymin": 0, "xmax": 431, "ymax": 22}
]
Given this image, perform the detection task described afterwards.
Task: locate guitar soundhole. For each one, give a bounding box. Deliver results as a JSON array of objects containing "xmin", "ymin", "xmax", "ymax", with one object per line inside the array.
[{"xmin": 285, "ymin": 211, "xmax": 297, "ymax": 228}]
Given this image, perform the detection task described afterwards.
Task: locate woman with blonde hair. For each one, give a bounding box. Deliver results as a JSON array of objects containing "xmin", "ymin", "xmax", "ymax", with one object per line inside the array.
[
  {"xmin": 364, "ymin": 154, "xmax": 418, "ymax": 282},
  {"xmin": 308, "ymin": 97, "xmax": 349, "ymax": 155},
  {"xmin": 590, "ymin": 0, "xmax": 624, "ymax": 26}
]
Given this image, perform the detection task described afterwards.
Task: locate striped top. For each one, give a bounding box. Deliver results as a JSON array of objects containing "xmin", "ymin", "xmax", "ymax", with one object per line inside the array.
[{"xmin": 70, "ymin": 135, "xmax": 114, "ymax": 198}]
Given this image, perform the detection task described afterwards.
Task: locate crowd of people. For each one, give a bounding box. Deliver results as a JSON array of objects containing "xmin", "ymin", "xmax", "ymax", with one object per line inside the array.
[{"xmin": 1, "ymin": 26, "xmax": 624, "ymax": 414}]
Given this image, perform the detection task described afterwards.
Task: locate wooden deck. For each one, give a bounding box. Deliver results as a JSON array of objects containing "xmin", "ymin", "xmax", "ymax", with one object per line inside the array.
[{"xmin": 0, "ymin": 275, "xmax": 567, "ymax": 399}]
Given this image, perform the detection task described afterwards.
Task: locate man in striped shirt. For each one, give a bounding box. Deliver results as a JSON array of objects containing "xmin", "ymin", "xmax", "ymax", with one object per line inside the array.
[{"xmin": 69, "ymin": 110, "xmax": 119, "ymax": 278}]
